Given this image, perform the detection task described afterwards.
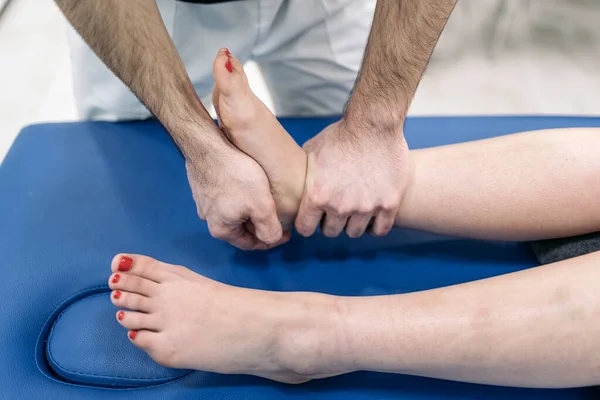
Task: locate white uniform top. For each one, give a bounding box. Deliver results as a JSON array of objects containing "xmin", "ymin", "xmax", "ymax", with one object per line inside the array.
[{"xmin": 67, "ymin": 0, "xmax": 376, "ymax": 121}]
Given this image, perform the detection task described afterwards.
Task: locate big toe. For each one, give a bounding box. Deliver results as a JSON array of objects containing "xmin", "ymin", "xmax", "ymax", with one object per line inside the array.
[
  {"xmin": 212, "ymin": 48, "xmax": 260, "ymax": 133},
  {"xmin": 212, "ymin": 48, "xmax": 250, "ymax": 99}
]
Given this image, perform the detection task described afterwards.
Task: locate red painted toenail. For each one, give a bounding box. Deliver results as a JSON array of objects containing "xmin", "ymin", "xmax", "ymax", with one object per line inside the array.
[
  {"xmin": 112, "ymin": 274, "xmax": 120, "ymax": 284},
  {"xmin": 225, "ymin": 59, "xmax": 233, "ymax": 73},
  {"xmin": 129, "ymin": 330, "xmax": 137, "ymax": 340},
  {"xmin": 113, "ymin": 290, "xmax": 121, "ymax": 299},
  {"xmin": 118, "ymin": 256, "xmax": 133, "ymax": 271},
  {"xmin": 224, "ymin": 48, "xmax": 231, "ymax": 56},
  {"xmin": 117, "ymin": 311, "xmax": 124, "ymax": 321}
]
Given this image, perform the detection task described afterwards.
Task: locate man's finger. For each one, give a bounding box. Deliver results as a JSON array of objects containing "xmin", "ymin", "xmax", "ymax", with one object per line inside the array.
[
  {"xmin": 369, "ymin": 209, "xmax": 396, "ymax": 237},
  {"xmin": 243, "ymin": 222, "xmax": 291, "ymax": 250},
  {"xmin": 208, "ymin": 221, "xmax": 260, "ymax": 250},
  {"xmin": 295, "ymin": 152, "xmax": 323, "ymax": 237},
  {"xmin": 250, "ymin": 197, "xmax": 283, "ymax": 245},
  {"xmin": 230, "ymin": 231, "xmax": 264, "ymax": 250},
  {"xmin": 295, "ymin": 195, "xmax": 324, "ymax": 237},
  {"xmin": 321, "ymin": 213, "xmax": 348, "ymax": 238},
  {"xmin": 261, "ymin": 230, "xmax": 292, "ymax": 250},
  {"xmin": 345, "ymin": 213, "xmax": 373, "ymax": 238}
]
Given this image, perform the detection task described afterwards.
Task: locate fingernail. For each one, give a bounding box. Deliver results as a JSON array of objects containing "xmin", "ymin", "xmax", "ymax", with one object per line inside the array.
[
  {"xmin": 128, "ymin": 330, "xmax": 137, "ymax": 340},
  {"xmin": 224, "ymin": 48, "xmax": 231, "ymax": 56},
  {"xmin": 113, "ymin": 290, "xmax": 121, "ymax": 299},
  {"xmin": 111, "ymin": 274, "xmax": 120, "ymax": 284},
  {"xmin": 117, "ymin": 311, "xmax": 125, "ymax": 321},
  {"xmin": 225, "ymin": 59, "xmax": 233, "ymax": 73},
  {"xmin": 118, "ymin": 256, "xmax": 133, "ymax": 271}
]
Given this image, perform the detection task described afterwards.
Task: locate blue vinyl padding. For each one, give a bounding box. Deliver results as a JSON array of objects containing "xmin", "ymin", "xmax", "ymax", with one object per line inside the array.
[{"xmin": 1, "ymin": 116, "xmax": 599, "ymax": 399}]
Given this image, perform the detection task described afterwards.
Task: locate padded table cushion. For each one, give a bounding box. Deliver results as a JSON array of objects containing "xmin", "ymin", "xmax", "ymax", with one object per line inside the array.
[{"xmin": 1, "ymin": 116, "xmax": 599, "ymax": 399}]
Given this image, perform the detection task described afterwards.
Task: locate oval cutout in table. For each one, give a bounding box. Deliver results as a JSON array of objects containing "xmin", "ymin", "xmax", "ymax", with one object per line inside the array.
[{"xmin": 46, "ymin": 292, "xmax": 191, "ymax": 388}]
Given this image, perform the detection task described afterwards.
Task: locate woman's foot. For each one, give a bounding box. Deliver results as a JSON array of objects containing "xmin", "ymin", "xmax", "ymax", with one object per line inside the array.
[
  {"xmin": 108, "ymin": 254, "xmax": 348, "ymax": 383},
  {"xmin": 211, "ymin": 49, "xmax": 307, "ymax": 229}
]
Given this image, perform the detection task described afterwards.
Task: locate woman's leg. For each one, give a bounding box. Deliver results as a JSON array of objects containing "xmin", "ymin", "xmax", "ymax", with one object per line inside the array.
[
  {"xmin": 398, "ymin": 129, "xmax": 600, "ymax": 240},
  {"xmin": 213, "ymin": 49, "xmax": 600, "ymax": 240},
  {"xmin": 109, "ymin": 247, "xmax": 600, "ymax": 388},
  {"xmin": 338, "ymin": 249, "xmax": 600, "ymax": 388}
]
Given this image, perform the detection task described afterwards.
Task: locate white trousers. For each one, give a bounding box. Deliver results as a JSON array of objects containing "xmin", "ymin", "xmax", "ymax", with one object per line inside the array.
[{"xmin": 67, "ymin": 0, "xmax": 376, "ymax": 121}]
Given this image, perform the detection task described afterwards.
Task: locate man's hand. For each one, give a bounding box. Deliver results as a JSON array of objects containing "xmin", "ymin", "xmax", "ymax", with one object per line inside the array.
[
  {"xmin": 296, "ymin": 119, "xmax": 410, "ymax": 238},
  {"xmin": 186, "ymin": 138, "xmax": 286, "ymax": 250},
  {"xmin": 294, "ymin": 0, "xmax": 454, "ymax": 239},
  {"xmin": 56, "ymin": 1, "xmax": 286, "ymax": 250}
]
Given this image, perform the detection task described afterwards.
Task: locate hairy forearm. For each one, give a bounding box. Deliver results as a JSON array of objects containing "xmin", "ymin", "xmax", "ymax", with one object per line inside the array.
[
  {"xmin": 397, "ymin": 128, "xmax": 600, "ymax": 241},
  {"xmin": 344, "ymin": 0, "xmax": 456, "ymax": 130},
  {"xmin": 55, "ymin": 0, "xmax": 215, "ymax": 151},
  {"xmin": 338, "ymin": 250, "xmax": 600, "ymax": 387}
]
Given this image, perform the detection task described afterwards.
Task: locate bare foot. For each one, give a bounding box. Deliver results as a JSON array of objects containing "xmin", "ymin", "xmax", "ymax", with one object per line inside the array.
[
  {"xmin": 108, "ymin": 254, "xmax": 347, "ymax": 383},
  {"xmin": 211, "ymin": 49, "xmax": 307, "ymax": 230}
]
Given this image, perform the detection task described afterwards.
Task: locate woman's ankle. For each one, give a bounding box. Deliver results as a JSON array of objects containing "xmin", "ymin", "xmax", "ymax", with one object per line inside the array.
[{"xmin": 274, "ymin": 292, "xmax": 353, "ymax": 380}]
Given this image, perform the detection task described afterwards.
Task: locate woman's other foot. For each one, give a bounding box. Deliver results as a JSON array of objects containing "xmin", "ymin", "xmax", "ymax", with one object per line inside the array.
[{"xmin": 108, "ymin": 254, "xmax": 348, "ymax": 383}]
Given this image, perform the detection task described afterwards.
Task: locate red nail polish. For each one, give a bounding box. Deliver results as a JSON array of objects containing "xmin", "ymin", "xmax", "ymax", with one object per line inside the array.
[
  {"xmin": 129, "ymin": 330, "xmax": 137, "ymax": 340},
  {"xmin": 117, "ymin": 311, "xmax": 124, "ymax": 321},
  {"xmin": 113, "ymin": 290, "xmax": 121, "ymax": 299},
  {"xmin": 225, "ymin": 59, "xmax": 233, "ymax": 73},
  {"xmin": 112, "ymin": 274, "xmax": 120, "ymax": 284},
  {"xmin": 118, "ymin": 256, "xmax": 133, "ymax": 271},
  {"xmin": 224, "ymin": 48, "xmax": 231, "ymax": 56}
]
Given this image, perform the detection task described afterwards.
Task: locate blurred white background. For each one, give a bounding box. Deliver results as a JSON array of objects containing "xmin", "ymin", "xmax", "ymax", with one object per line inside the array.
[{"xmin": 1, "ymin": 0, "xmax": 600, "ymax": 162}]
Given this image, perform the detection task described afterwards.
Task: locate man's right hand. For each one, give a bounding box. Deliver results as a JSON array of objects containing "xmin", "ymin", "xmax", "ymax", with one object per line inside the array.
[
  {"xmin": 55, "ymin": 1, "xmax": 286, "ymax": 250},
  {"xmin": 185, "ymin": 138, "xmax": 286, "ymax": 250}
]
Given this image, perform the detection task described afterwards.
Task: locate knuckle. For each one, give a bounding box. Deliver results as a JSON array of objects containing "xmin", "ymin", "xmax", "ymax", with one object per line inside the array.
[
  {"xmin": 380, "ymin": 194, "xmax": 402, "ymax": 211},
  {"xmin": 207, "ymin": 223, "xmax": 229, "ymax": 239},
  {"xmin": 196, "ymin": 206, "xmax": 207, "ymax": 220},
  {"xmin": 326, "ymin": 198, "xmax": 349, "ymax": 216},
  {"xmin": 307, "ymin": 189, "xmax": 327, "ymax": 208},
  {"xmin": 259, "ymin": 230, "xmax": 281, "ymax": 245},
  {"xmin": 357, "ymin": 204, "xmax": 374, "ymax": 214},
  {"xmin": 221, "ymin": 203, "xmax": 248, "ymax": 221},
  {"xmin": 333, "ymin": 205, "xmax": 352, "ymax": 216},
  {"xmin": 333, "ymin": 199, "xmax": 364, "ymax": 216},
  {"xmin": 252, "ymin": 203, "xmax": 275, "ymax": 221},
  {"xmin": 309, "ymin": 196, "xmax": 326, "ymax": 209},
  {"xmin": 381, "ymin": 200, "xmax": 399, "ymax": 211}
]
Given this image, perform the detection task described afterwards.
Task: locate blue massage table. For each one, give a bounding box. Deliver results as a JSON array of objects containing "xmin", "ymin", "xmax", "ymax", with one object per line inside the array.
[{"xmin": 1, "ymin": 116, "xmax": 599, "ymax": 399}]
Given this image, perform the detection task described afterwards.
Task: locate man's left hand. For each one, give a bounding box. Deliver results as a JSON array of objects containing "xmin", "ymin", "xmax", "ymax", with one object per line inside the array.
[{"xmin": 295, "ymin": 119, "xmax": 411, "ymax": 239}]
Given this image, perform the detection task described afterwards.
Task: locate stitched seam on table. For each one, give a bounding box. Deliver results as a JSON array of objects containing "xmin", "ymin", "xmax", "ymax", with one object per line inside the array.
[
  {"xmin": 36, "ymin": 285, "xmax": 109, "ymax": 370},
  {"xmin": 47, "ymin": 292, "xmax": 184, "ymax": 381},
  {"xmin": 47, "ymin": 350, "xmax": 180, "ymax": 382}
]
